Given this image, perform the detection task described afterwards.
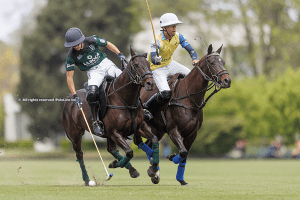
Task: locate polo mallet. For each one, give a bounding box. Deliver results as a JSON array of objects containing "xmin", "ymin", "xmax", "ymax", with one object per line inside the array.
[
  {"xmin": 194, "ymin": 36, "xmax": 208, "ymax": 51},
  {"xmin": 77, "ymin": 103, "xmax": 113, "ymax": 181},
  {"xmin": 145, "ymin": 0, "xmax": 160, "ymax": 64}
]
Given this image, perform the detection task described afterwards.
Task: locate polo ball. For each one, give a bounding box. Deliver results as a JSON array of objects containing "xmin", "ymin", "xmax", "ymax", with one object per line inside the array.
[{"xmin": 89, "ymin": 180, "xmax": 96, "ymax": 186}]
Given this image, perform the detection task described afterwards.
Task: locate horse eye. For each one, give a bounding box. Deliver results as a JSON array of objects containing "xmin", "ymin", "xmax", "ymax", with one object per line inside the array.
[{"xmin": 134, "ymin": 64, "xmax": 139, "ymax": 68}]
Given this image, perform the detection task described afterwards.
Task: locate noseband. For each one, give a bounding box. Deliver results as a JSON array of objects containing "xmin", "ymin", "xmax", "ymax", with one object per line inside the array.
[
  {"xmin": 196, "ymin": 52, "xmax": 229, "ymax": 87},
  {"xmin": 125, "ymin": 54, "xmax": 153, "ymax": 85}
]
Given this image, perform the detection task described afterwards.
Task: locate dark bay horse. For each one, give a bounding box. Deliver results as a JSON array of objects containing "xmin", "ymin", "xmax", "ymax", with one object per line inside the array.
[
  {"xmin": 140, "ymin": 44, "xmax": 231, "ymax": 185},
  {"xmin": 62, "ymin": 48, "xmax": 160, "ymax": 186}
]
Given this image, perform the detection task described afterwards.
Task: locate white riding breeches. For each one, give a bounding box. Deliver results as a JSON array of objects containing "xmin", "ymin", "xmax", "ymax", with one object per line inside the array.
[
  {"xmin": 87, "ymin": 58, "xmax": 122, "ymax": 87},
  {"xmin": 152, "ymin": 60, "xmax": 191, "ymax": 92}
]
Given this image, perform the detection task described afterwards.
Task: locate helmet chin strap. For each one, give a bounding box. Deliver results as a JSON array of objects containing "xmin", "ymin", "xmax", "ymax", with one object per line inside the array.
[{"xmin": 162, "ymin": 27, "xmax": 172, "ymax": 38}]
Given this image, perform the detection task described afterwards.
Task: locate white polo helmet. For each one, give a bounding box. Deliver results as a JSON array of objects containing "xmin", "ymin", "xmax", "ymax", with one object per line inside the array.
[{"xmin": 160, "ymin": 13, "xmax": 183, "ymax": 27}]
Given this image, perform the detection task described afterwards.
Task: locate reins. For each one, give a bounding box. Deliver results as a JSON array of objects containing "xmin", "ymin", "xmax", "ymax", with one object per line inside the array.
[
  {"xmin": 106, "ymin": 54, "xmax": 153, "ymax": 135},
  {"xmin": 170, "ymin": 52, "xmax": 227, "ymax": 110}
]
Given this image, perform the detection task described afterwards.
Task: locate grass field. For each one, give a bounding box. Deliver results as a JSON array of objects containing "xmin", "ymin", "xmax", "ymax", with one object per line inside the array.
[{"xmin": 0, "ymin": 155, "xmax": 300, "ymax": 200}]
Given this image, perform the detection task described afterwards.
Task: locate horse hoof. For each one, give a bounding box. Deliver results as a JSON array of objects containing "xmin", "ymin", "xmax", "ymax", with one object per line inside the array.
[
  {"xmin": 166, "ymin": 153, "xmax": 176, "ymax": 161},
  {"xmin": 151, "ymin": 176, "xmax": 160, "ymax": 184},
  {"xmin": 129, "ymin": 167, "xmax": 140, "ymax": 178},
  {"xmin": 84, "ymin": 179, "xmax": 90, "ymax": 186},
  {"xmin": 147, "ymin": 165, "xmax": 157, "ymax": 177},
  {"xmin": 109, "ymin": 160, "xmax": 119, "ymax": 168},
  {"xmin": 151, "ymin": 170, "xmax": 160, "ymax": 184},
  {"xmin": 179, "ymin": 180, "xmax": 189, "ymax": 186}
]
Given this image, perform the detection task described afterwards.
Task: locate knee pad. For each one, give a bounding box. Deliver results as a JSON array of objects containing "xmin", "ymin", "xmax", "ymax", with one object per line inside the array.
[
  {"xmin": 158, "ymin": 90, "xmax": 172, "ymax": 103},
  {"xmin": 161, "ymin": 90, "xmax": 172, "ymax": 98},
  {"xmin": 86, "ymin": 85, "xmax": 99, "ymax": 106},
  {"xmin": 179, "ymin": 150, "xmax": 188, "ymax": 159},
  {"xmin": 126, "ymin": 150, "xmax": 134, "ymax": 159}
]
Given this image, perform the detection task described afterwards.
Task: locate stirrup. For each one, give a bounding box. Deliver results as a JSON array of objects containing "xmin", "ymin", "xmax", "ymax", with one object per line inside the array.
[
  {"xmin": 144, "ymin": 109, "xmax": 153, "ymax": 122},
  {"xmin": 93, "ymin": 121, "xmax": 104, "ymax": 136}
]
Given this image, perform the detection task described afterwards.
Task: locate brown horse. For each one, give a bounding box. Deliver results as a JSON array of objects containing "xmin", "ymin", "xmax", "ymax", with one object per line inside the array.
[
  {"xmin": 62, "ymin": 48, "xmax": 160, "ymax": 186},
  {"xmin": 140, "ymin": 44, "xmax": 231, "ymax": 185}
]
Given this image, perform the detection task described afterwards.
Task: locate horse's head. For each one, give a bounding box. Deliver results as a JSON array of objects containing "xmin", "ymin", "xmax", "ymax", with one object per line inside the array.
[
  {"xmin": 126, "ymin": 47, "xmax": 154, "ymax": 91},
  {"xmin": 197, "ymin": 44, "xmax": 231, "ymax": 88}
]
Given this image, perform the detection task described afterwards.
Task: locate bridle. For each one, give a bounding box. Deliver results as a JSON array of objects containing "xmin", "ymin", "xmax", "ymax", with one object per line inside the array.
[
  {"xmin": 107, "ymin": 53, "xmax": 153, "ymax": 106},
  {"xmin": 170, "ymin": 52, "xmax": 229, "ymax": 110},
  {"xmin": 106, "ymin": 54, "xmax": 153, "ymax": 135},
  {"xmin": 107, "ymin": 54, "xmax": 153, "ymax": 97},
  {"xmin": 123, "ymin": 54, "xmax": 153, "ymax": 85},
  {"xmin": 196, "ymin": 52, "xmax": 229, "ymax": 87}
]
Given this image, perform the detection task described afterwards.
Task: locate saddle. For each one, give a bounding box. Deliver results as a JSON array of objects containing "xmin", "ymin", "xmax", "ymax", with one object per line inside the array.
[
  {"xmin": 84, "ymin": 75, "xmax": 115, "ymax": 119},
  {"xmin": 168, "ymin": 73, "xmax": 185, "ymax": 99},
  {"xmin": 159, "ymin": 73, "xmax": 185, "ymax": 125}
]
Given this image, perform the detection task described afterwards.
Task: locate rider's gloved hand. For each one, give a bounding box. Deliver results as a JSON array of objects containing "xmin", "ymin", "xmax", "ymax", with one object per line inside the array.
[
  {"xmin": 72, "ymin": 94, "xmax": 82, "ymax": 109},
  {"xmin": 155, "ymin": 55, "xmax": 162, "ymax": 65},
  {"xmin": 118, "ymin": 53, "xmax": 126, "ymax": 61},
  {"xmin": 192, "ymin": 59, "xmax": 199, "ymax": 66}
]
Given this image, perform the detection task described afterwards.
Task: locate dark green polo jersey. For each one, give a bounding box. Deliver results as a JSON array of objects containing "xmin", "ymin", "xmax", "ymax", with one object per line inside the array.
[{"xmin": 65, "ymin": 35, "xmax": 107, "ymax": 71}]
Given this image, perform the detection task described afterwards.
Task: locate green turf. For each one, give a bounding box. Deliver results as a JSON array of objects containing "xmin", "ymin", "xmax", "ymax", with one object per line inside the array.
[{"xmin": 0, "ymin": 158, "xmax": 299, "ymax": 200}]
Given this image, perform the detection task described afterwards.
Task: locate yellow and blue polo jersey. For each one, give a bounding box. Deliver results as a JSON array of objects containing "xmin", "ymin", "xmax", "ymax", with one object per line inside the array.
[{"xmin": 148, "ymin": 31, "xmax": 189, "ymax": 71}]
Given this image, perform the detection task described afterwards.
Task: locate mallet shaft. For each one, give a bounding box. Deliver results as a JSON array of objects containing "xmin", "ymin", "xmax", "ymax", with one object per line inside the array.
[
  {"xmin": 79, "ymin": 107, "xmax": 110, "ymax": 176},
  {"xmin": 145, "ymin": 0, "xmax": 159, "ymax": 56}
]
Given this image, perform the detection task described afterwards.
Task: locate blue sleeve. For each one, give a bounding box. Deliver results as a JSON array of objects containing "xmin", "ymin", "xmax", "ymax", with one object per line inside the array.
[
  {"xmin": 184, "ymin": 44, "xmax": 198, "ymax": 60},
  {"xmin": 150, "ymin": 39, "xmax": 160, "ymax": 64},
  {"xmin": 179, "ymin": 33, "xmax": 189, "ymax": 48},
  {"xmin": 150, "ymin": 39, "xmax": 160, "ymax": 52},
  {"xmin": 151, "ymin": 52, "xmax": 156, "ymax": 64}
]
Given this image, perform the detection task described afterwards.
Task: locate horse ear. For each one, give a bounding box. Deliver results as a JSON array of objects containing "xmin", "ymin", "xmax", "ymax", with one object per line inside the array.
[
  {"xmin": 208, "ymin": 44, "xmax": 213, "ymax": 55},
  {"xmin": 130, "ymin": 46, "xmax": 136, "ymax": 56},
  {"xmin": 216, "ymin": 44, "xmax": 223, "ymax": 54}
]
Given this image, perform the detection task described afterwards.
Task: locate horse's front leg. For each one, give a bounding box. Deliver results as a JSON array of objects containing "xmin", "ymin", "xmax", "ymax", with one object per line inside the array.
[
  {"xmin": 107, "ymin": 137, "xmax": 140, "ymax": 178},
  {"xmin": 167, "ymin": 126, "xmax": 191, "ymax": 186},
  {"xmin": 174, "ymin": 130, "xmax": 198, "ymax": 186},
  {"xmin": 136, "ymin": 121, "xmax": 159, "ymax": 178},
  {"xmin": 108, "ymin": 130, "xmax": 134, "ymax": 169}
]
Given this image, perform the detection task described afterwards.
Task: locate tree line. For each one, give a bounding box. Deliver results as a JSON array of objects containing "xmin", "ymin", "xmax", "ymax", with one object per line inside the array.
[{"xmin": 13, "ymin": 0, "xmax": 300, "ymax": 153}]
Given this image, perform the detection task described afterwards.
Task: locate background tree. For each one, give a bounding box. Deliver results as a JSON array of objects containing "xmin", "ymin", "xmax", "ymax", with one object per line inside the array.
[
  {"xmin": 208, "ymin": 0, "xmax": 300, "ymax": 77},
  {"xmin": 17, "ymin": 0, "xmax": 137, "ymax": 140},
  {"xmin": 0, "ymin": 42, "xmax": 19, "ymax": 138}
]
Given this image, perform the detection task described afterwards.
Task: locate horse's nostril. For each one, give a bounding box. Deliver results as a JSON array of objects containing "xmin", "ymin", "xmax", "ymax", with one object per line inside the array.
[
  {"xmin": 223, "ymin": 78, "xmax": 231, "ymax": 87},
  {"xmin": 146, "ymin": 82, "xmax": 151, "ymax": 86}
]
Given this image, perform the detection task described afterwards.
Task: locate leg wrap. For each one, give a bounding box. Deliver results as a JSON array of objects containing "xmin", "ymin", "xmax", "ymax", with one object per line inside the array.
[
  {"xmin": 152, "ymin": 142, "xmax": 159, "ymax": 164},
  {"xmin": 77, "ymin": 159, "xmax": 89, "ymax": 181},
  {"xmin": 112, "ymin": 150, "xmax": 131, "ymax": 169},
  {"xmin": 138, "ymin": 142, "xmax": 153, "ymax": 161},
  {"xmin": 118, "ymin": 156, "xmax": 131, "ymax": 168},
  {"xmin": 176, "ymin": 161, "xmax": 187, "ymax": 182},
  {"xmin": 173, "ymin": 154, "xmax": 185, "ymax": 164}
]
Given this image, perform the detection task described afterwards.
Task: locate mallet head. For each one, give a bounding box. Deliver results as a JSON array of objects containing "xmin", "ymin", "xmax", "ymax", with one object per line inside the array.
[{"xmin": 105, "ymin": 173, "xmax": 113, "ymax": 181}]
